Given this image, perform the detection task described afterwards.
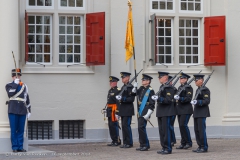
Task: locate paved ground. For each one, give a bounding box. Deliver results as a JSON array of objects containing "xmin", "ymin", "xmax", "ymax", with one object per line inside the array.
[{"xmin": 1, "ymin": 139, "xmax": 240, "ymax": 160}]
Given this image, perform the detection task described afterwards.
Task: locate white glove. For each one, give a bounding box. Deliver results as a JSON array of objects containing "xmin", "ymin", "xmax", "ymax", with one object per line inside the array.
[
  {"xmin": 27, "ymin": 113, "xmax": 31, "ymax": 118},
  {"xmin": 174, "ymin": 95, "xmax": 180, "ymax": 100},
  {"xmin": 133, "ymin": 82, "xmax": 138, "ymax": 88},
  {"xmin": 132, "ymin": 88, "xmax": 136, "ymax": 93},
  {"xmin": 102, "ymin": 109, "xmax": 106, "ymax": 114},
  {"xmin": 116, "ymin": 95, "xmax": 122, "ymax": 100},
  {"xmin": 143, "ymin": 109, "xmax": 153, "ymax": 120},
  {"xmin": 151, "ymin": 95, "xmax": 158, "ymax": 101},
  {"xmin": 14, "ymin": 78, "xmax": 20, "ymax": 84},
  {"xmin": 191, "ymin": 100, "xmax": 197, "ymax": 105},
  {"xmin": 115, "ymin": 114, "xmax": 120, "ymax": 121}
]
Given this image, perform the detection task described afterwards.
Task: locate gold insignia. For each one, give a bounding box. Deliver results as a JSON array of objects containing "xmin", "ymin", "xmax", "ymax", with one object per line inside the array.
[
  {"xmin": 109, "ymin": 77, "xmax": 112, "ymax": 81},
  {"xmin": 167, "ymin": 93, "xmax": 171, "ymax": 95},
  {"xmin": 120, "ymin": 73, "xmax": 123, "ymax": 77},
  {"xmin": 142, "ymin": 75, "xmax": 144, "ymax": 79},
  {"xmin": 187, "ymin": 92, "xmax": 192, "ymax": 94},
  {"xmin": 110, "ymin": 93, "xmax": 115, "ymax": 96},
  {"xmin": 117, "ymin": 88, "xmax": 121, "ymax": 90},
  {"xmin": 179, "ymin": 73, "xmax": 182, "ymax": 76},
  {"xmin": 204, "ymin": 95, "xmax": 208, "ymax": 97}
]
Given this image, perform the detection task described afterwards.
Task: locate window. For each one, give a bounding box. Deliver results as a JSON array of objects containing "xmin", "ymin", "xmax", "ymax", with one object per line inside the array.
[
  {"xmin": 27, "ymin": 15, "xmax": 52, "ymax": 64},
  {"xmin": 28, "ymin": 0, "xmax": 52, "ymax": 6},
  {"xmin": 59, "ymin": 120, "xmax": 84, "ymax": 139},
  {"xmin": 60, "ymin": 0, "xmax": 83, "ymax": 7},
  {"xmin": 179, "ymin": 19, "xmax": 199, "ymax": 64},
  {"xmin": 156, "ymin": 18, "xmax": 173, "ymax": 64},
  {"xmin": 180, "ymin": 0, "xmax": 202, "ymax": 12},
  {"xmin": 150, "ymin": 0, "xmax": 174, "ymax": 12},
  {"xmin": 28, "ymin": 121, "xmax": 53, "ymax": 140},
  {"xmin": 59, "ymin": 16, "xmax": 82, "ymax": 64}
]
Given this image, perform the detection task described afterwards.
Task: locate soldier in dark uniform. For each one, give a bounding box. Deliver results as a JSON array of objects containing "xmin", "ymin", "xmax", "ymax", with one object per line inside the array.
[
  {"xmin": 106, "ymin": 76, "xmax": 121, "ymax": 146},
  {"xmin": 152, "ymin": 72, "xmax": 176, "ymax": 154},
  {"xmin": 116, "ymin": 72, "xmax": 135, "ymax": 148},
  {"xmin": 174, "ymin": 73, "xmax": 193, "ymax": 149},
  {"xmin": 132, "ymin": 74, "xmax": 155, "ymax": 151},
  {"xmin": 191, "ymin": 74, "xmax": 210, "ymax": 153},
  {"xmin": 5, "ymin": 69, "xmax": 31, "ymax": 152},
  {"xmin": 168, "ymin": 75, "xmax": 177, "ymax": 147}
]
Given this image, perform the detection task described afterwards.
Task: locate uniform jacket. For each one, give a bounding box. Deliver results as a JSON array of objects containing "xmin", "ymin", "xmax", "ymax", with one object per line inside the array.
[
  {"xmin": 106, "ymin": 86, "xmax": 121, "ymax": 117},
  {"xmin": 118, "ymin": 83, "xmax": 135, "ymax": 116},
  {"xmin": 176, "ymin": 83, "xmax": 193, "ymax": 115},
  {"xmin": 156, "ymin": 84, "xmax": 176, "ymax": 117},
  {"xmin": 193, "ymin": 86, "xmax": 210, "ymax": 118},
  {"xmin": 135, "ymin": 85, "xmax": 155, "ymax": 117},
  {"xmin": 5, "ymin": 82, "xmax": 31, "ymax": 115}
]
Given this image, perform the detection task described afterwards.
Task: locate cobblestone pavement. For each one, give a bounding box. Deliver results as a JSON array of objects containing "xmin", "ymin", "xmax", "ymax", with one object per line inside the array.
[{"xmin": 1, "ymin": 139, "xmax": 240, "ymax": 160}]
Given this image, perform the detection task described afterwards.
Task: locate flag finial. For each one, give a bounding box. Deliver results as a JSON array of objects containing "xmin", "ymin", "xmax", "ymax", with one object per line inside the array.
[{"xmin": 128, "ymin": 0, "xmax": 132, "ymax": 7}]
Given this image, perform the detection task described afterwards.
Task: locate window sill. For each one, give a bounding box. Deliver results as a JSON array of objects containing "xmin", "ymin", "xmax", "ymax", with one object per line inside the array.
[{"xmin": 22, "ymin": 65, "xmax": 95, "ymax": 74}]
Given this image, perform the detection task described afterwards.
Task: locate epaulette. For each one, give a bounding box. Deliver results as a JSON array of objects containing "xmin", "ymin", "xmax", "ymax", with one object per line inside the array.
[{"xmin": 117, "ymin": 88, "xmax": 121, "ymax": 90}]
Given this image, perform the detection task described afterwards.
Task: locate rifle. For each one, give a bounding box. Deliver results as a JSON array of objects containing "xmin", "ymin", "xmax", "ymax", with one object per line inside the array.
[
  {"xmin": 175, "ymin": 70, "xmax": 202, "ymax": 96},
  {"xmin": 154, "ymin": 70, "xmax": 182, "ymax": 96},
  {"xmin": 117, "ymin": 69, "xmax": 143, "ymax": 97},
  {"xmin": 193, "ymin": 70, "xmax": 214, "ymax": 100}
]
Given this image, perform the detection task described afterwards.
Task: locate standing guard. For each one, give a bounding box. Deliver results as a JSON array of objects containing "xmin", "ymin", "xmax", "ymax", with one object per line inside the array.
[
  {"xmin": 168, "ymin": 75, "xmax": 177, "ymax": 147},
  {"xmin": 5, "ymin": 69, "xmax": 31, "ymax": 152},
  {"xmin": 152, "ymin": 72, "xmax": 176, "ymax": 154},
  {"xmin": 106, "ymin": 76, "xmax": 121, "ymax": 146},
  {"xmin": 191, "ymin": 74, "xmax": 211, "ymax": 153},
  {"xmin": 116, "ymin": 72, "xmax": 135, "ymax": 148},
  {"xmin": 132, "ymin": 74, "xmax": 155, "ymax": 151},
  {"xmin": 174, "ymin": 73, "xmax": 193, "ymax": 149}
]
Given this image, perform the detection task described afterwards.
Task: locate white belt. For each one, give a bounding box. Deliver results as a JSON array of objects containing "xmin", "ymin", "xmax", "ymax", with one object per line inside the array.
[{"xmin": 9, "ymin": 97, "xmax": 25, "ymax": 102}]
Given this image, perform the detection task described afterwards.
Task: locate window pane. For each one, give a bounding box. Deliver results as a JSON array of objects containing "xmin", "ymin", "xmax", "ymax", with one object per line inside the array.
[
  {"xmin": 193, "ymin": 38, "xmax": 198, "ymax": 45},
  {"xmin": 166, "ymin": 56, "xmax": 171, "ymax": 63},
  {"xmin": 45, "ymin": 0, "xmax": 52, "ymax": 6},
  {"xmin": 67, "ymin": 54, "xmax": 73, "ymax": 62},
  {"xmin": 152, "ymin": 1, "xmax": 158, "ymax": 9},
  {"xmin": 186, "ymin": 20, "xmax": 191, "ymax": 27},
  {"xmin": 28, "ymin": 35, "xmax": 35, "ymax": 43},
  {"xmin": 179, "ymin": 20, "xmax": 184, "ymax": 27},
  {"xmin": 44, "ymin": 54, "xmax": 50, "ymax": 62},
  {"xmin": 158, "ymin": 37, "xmax": 164, "ymax": 45},
  {"xmin": 76, "ymin": 0, "xmax": 83, "ymax": 7},
  {"xmin": 74, "ymin": 36, "xmax": 80, "ymax": 44},
  {"xmin": 165, "ymin": 37, "xmax": 171, "ymax": 45},
  {"xmin": 36, "ymin": 54, "xmax": 43, "ymax": 62},
  {"xmin": 69, "ymin": 0, "xmax": 75, "ymax": 7},
  {"xmin": 67, "ymin": 45, "xmax": 73, "ymax": 53},
  {"xmin": 29, "ymin": 16, "xmax": 35, "ymax": 24},
  {"xmin": 44, "ymin": 35, "xmax": 50, "ymax": 43},
  {"xmin": 165, "ymin": 19, "xmax": 171, "ymax": 27},
  {"xmin": 158, "ymin": 28, "xmax": 164, "ymax": 36},
  {"xmin": 67, "ymin": 17, "xmax": 73, "ymax": 24},
  {"xmin": 181, "ymin": 2, "xmax": 186, "ymax": 10},
  {"xmin": 67, "ymin": 36, "xmax": 73, "ymax": 43},
  {"xmin": 44, "ymin": 16, "xmax": 50, "ymax": 24},
  {"xmin": 74, "ymin": 26, "xmax": 80, "ymax": 34},
  {"xmin": 158, "ymin": 19, "xmax": 164, "ymax": 27},
  {"xmin": 179, "ymin": 38, "xmax": 185, "ymax": 45},
  {"xmin": 193, "ymin": 29, "xmax": 198, "ymax": 36},
  {"xmin": 44, "ymin": 45, "xmax": 50, "ymax": 53},
  {"xmin": 59, "ymin": 54, "xmax": 65, "ymax": 62},
  {"xmin": 193, "ymin": 47, "xmax": 198, "ymax": 54},
  {"xmin": 186, "ymin": 47, "xmax": 191, "ymax": 54},
  {"xmin": 186, "ymin": 29, "xmax": 191, "ymax": 36},
  {"xmin": 29, "ymin": 45, "xmax": 35, "ymax": 53},
  {"xmin": 37, "ymin": 0, "xmax": 44, "ymax": 6},
  {"xmin": 186, "ymin": 56, "xmax": 191, "ymax": 63},
  {"xmin": 44, "ymin": 26, "xmax": 50, "ymax": 34},
  {"xmin": 166, "ymin": 46, "xmax": 171, "ymax": 54},
  {"xmin": 179, "ymin": 56, "xmax": 185, "ymax": 63},
  {"xmin": 179, "ymin": 47, "xmax": 185, "ymax": 54},
  {"xmin": 157, "ymin": 55, "xmax": 164, "ymax": 63},
  {"xmin": 59, "ymin": 35, "xmax": 65, "ymax": 43},
  {"xmin": 167, "ymin": 2, "xmax": 173, "ymax": 10},
  {"xmin": 28, "ymin": 54, "xmax": 35, "ymax": 62},
  {"xmin": 59, "ymin": 26, "xmax": 65, "ymax": 34},
  {"xmin": 195, "ymin": 3, "xmax": 201, "ymax": 11},
  {"xmin": 179, "ymin": 29, "xmax": 184, "ymax": 36},
  {"xmin": 61, "ymin": 0, "xmax": 67, "ymax": 6},
  {"xmin": 67, "ymin": 26, "xmax": 73, "ymax": 34},
  {"xmin": 74, "ymin": 17, "xmax": 80, "ymax": 25},
  {"xmin": 36, "ymin": 45, "xmax": 42, "ymax": 53},
  {"xmin": 188, "ymin": 3, "xmax": 194, "ymax": 10},
  {"xmin": 186, "ymin": 38, "xmax": 191, "ymax": 45},
  {"xmin": 36, "ymin": 26, "xmax": 42, "ymax": 33},
  {"xmin": 59, "ymin": 45, "xmax": 65, "ymax": 53},
  {"xmin": 74, "ymin": 45, "xmax": 80, "ymax": 53},
  {"xmin": 36, "ymin": 16, "xmax": 43, "ymax": 24},
  {"xmin": 192, "ymin": 20, "xmax": 198, "ymax": 27},
  {"xmin": 160, "ymin": 2, "xmax": 165, "ymax": 9},
  {"xmin": 159, "ymin": 46, "xmax": 164, "ymax": 54},
  {"xmin": 36, "ymin": 35, "xmax": 43, "ymax": 43},
  {"xmin": 74, "ymin": 54, "xmax": 80, "ymax": 62},
  {"xmin": 29, "ymin": 0, "xmax": 35, "ymax": 6},
  {"xmin": 59, "ymin": 17, "xmax": 65, "ymax": 24},
  {"xmin": 193, "ymin": 56, "xmax": 198, "ymax": 63},
  {"xmin": 165, "ymin": 28, "xmax": 171, "ymax": 36}
]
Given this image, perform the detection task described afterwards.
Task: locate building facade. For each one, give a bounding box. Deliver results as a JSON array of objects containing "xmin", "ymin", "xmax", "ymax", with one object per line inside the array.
[{"xmin": 0, "ymin": 0, "xmax": 239, "ymax": 152}]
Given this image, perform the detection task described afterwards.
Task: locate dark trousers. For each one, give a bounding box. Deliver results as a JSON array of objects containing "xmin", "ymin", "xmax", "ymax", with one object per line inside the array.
[
  {"xmin": 178, "ymin": 114, "xmax": 192, "ymax": 146},
  {"xmin": 170, "ymin": 115, "xmax": 176, "ymax": 143},
  {"xmin": 8, "ymin": 113, "xmax": 26, "ymax": 150},
  {"xmin": 108, "ymin": 117, "xmax": 120, "ymax": 143},
  {"xmin": 194, "ymin": 117, "xmax": 208, "ymax": 150},
  {"xmin": 121, "ymin": 116, "xmax": 133, "ymax": 145},
  {"xmin": 157, "ymin": 116, "xmax": 172, "ymax": 152},
  {"xmin": 138, "ymin": 117, "xmax": 149, "ymax": 148}
]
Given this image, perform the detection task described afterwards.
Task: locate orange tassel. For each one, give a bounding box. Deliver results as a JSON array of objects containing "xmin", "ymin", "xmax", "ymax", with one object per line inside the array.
[{"xmin": 19, "ymin": 82, "xmax": 23, "ymax": 86}]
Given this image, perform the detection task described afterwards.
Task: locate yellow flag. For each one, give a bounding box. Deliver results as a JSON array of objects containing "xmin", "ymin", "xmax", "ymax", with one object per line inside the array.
[{"xmin": 125, "ymin": 1, "xmax": 135, "ymax": 62}]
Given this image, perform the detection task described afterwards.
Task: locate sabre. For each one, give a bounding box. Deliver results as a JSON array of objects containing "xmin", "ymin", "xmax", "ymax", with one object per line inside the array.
[{"xmin": 147, "ymin": 119, "xmax": 154, "ymax": 128}]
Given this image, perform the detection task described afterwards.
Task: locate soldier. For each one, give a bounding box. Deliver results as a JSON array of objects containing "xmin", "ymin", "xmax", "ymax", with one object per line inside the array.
[
  {"xmin": 116, "ymin": 72, "xmax": 135, "ymax": 148},
  {"xmin": 174, "ymin": 73, "xmax": 193, "ymax": 150},
  {"xmin": 168, "ymin": 75, "xmax": 177, "ymax": 147},
  {"xmin": 152, "ymin": 72, "xmax": 176, "ymax": 154},
  {"xmin": 191, "ymin": 74, "xmax": 210, "ymax": 153},
  {"xmin": 132, "ymin": 74, "xmax": 155, "ymax": 151},
  {"xmin": 5, "ymin": 69, "xmax": 31, "ymax": 152},
  {"xmin": 106, "ymin": 76, "xmax": 121, "ymax": 146}
]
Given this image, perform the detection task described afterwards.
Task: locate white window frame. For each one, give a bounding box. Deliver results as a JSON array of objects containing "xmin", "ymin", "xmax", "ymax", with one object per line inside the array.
[
  {"xmin": 156, "ymin": 18, "xmax": 174, "ymax": 66},
  {"xmin": 179, "ymin": 18, "xmax": 200, "ymax": 66},
  {"xmin": 26, "ymin": 0, "xmax": 54, "ymax": 9},
  {"xmin": 150, "ymin": 0, "xmax": 175, "ymax": 13},
  {"xmin": 58, "ymin": 15, "xmax": 83, "ymax": 65},
  {"xmin": 27, "ymin": 14, "xmax": 53, "ymax": 65},
  {"xmin": 179, "ymin": 0, "xmax": 203, "ymax": 14},
  {"xmin": 58, "ymin": 0, "xmax": 85, "ymax": 10}
]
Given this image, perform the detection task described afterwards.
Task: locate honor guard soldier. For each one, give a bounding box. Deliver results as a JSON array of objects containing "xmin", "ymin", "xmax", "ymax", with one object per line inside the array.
[
  {"xmin": 168, "ymin": 76, "xmax": 177, "ymax": 147},
  {"xmin": 5, "ymin": 69, "xmax": 31, "ymax": 152},
  {"xmin": 174, "ymin": 73, "xmax": 193, "ymax": 150},
  {"xmin": 132, "ymin": 74, "xmax": 155, "ymax": 151},
  {"xmin": 152, "ymin": 72, "xmax": 176, "ymax": 154},
  {"xmin": 106, "ymin": 76, "xmax": 121, "ymax": 146},
  {"xmin": 116, "ymin": 72, "xmax": 135, "ymax": 148},
  {"xmin": 191, "ymin": 74, "xmax": 210, "ymax": 153}
]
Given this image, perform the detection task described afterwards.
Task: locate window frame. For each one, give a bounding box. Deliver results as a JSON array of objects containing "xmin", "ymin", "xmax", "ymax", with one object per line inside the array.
[
  {"xmin": 26, "ymin": 14, "xmax": 53, "ymax": 65},
  {"xmin": 150, "ymin": 0, "xmax": 175, "ymax": 13},
  {"xmin": 58, "ymin": 0, "xmax": 85, "ymax": 10},
  {"xmin": 179, "ymin": 0, "xmax": 203, "ymax": 14},
  {"xmin": 26, "ymin": 0, "xmax": 54, "ymax": 9},
  {"xmin": 58, "ymin": 15, "xmax": 84, "ymax": 65}
]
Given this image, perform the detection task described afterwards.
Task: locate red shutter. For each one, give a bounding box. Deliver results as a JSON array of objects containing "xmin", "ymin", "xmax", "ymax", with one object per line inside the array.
[
  {"xmin": 25, "ymin": 10, "xmax": 29, "ymax": 62},
  {"xmin": 86, "ymin": 12, "xmax": 105, "ymax": 66},
  {"xmin": 204, "ymin": 16, "xmax": 226, "ymax": 66}
]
